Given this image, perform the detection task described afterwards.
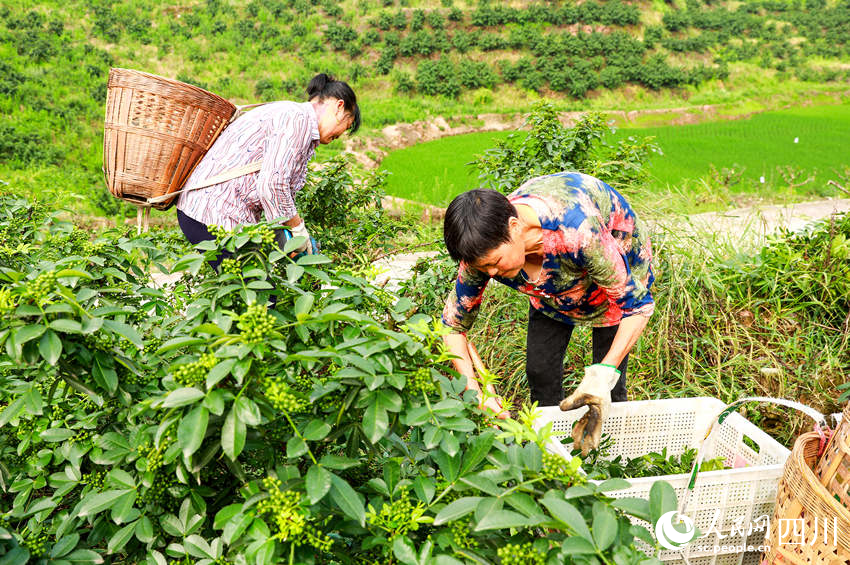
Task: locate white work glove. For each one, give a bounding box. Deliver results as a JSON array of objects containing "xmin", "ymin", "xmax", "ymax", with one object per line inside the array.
[
  {"xmin": 559, "ymin": 364, "xmax": 620, "ymax": 456},
  {"xmin": 289, "ymin": 221, "xmax": 316, "ymax": 255}
]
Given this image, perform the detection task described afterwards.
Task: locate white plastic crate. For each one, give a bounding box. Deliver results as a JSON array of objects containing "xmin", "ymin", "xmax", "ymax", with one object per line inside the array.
[{"xmin": 535, "ymin": 397, "xmax": 791, "ymax": 565}]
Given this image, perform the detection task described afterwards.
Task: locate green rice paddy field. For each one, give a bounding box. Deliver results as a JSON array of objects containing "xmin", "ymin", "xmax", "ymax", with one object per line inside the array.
[{"xmin": 380, "ymin": 103, "xmax": 850, "ymax": 207}]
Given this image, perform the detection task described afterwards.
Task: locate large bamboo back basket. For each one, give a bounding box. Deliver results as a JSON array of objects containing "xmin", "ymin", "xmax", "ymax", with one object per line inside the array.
[
  {"xmin": 103, "ymin": 68, "xmax": 237, "ymax": 210},
  {"xmin": 814, "ymin": 403, "xmax": 850, "ymax": 510},
  {"xmin": 762, "ymin": 431, "xmax": 850, "ymax": 564}
]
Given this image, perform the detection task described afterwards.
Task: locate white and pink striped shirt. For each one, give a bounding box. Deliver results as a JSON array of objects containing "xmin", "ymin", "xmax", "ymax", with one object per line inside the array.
[{"xmin": 177, "ymin": 101, "xmax": 320, "ymax": 230}]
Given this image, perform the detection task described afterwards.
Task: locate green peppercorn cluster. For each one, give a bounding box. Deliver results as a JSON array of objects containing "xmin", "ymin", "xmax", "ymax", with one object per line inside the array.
[
  {"xmin": 82, "ymin": 470, "xmax": 105, "ymax": 491},
  {"xmin": 449, "ymin": 519, "xmax": 478, "ymax": 549},
  {"xmin": 264, "ymin": 380, "xmax": 305, "ymax": 414},
  {"xmin": 22, "ymin": 531, "xmax": 50, "ymax": 557},
  {"xmin": 252, "ymin": 224, "xmax": 276, "ymax": 247},
  {"xmin": 540, "ymin": 452, "xmax": 583, "ymax": 482},
  {"xmin": 83, "ymin": 331, "xmax": 116, "ymax": 352},
  {"xmin": 365, "ymin": 488, "xmax": 426, "ymax": 539},
  {"xmin": 143, "ymin": 336, "xmax": 163, "ymax": 355},
  {"xmin": 139, "ymin": 471, "xmax": 177, "ymax": 507},
  {"xmin": 207, "ymin": 224, "xmax": 230, "ymax": 245},
  {"xmin": 221, "ymin": 257, "xmax": 242, "ymax": 276},
  {"xmin": 257, "ymin": 477, "xmax": 333, "ymax": 551},
  {"xmin": 174, "ymin": 353, "xmax": 217, "ymax": 387},
  {"xmin": 238, "ymin": 303, "xmax": 276, "ymax": 344},
  {"xmin": 407, "ymin": 367, "xmax": 436, "ymax": 394},
  {"xmin": 496, "ymin": 542, "xmax": 546, "ymax": 565},
  {"xmin": 138, "ymin": 433, "xmax": 174, "ymax": 473},
  {"xmin": 69, "ymin": 429, "xmax": 92, "ymax": 446},
  {"xmin": 24, "ymin": 270, "xmax": 57, "ymax": 303}
]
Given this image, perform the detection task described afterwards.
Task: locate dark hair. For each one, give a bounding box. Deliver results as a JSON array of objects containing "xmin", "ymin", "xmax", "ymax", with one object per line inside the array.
[
  {"xmin": 443, "ymin": 189, "xmax": 517, "ymax": 264},
  {"xmin": 306, "ymin": 73, "xmax": 361, "ymax": 134}
]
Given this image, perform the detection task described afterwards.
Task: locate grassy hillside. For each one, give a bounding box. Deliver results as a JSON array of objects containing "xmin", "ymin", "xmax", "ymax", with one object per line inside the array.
[{"xmin": 1, "ymin": 0, "xmax": 849, "ymax": 216}]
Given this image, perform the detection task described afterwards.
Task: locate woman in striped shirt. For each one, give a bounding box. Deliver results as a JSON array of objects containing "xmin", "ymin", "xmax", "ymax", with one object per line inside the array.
[{"xmin": 176, "ymin": 73, "xmax": 361, "ymax": 267}]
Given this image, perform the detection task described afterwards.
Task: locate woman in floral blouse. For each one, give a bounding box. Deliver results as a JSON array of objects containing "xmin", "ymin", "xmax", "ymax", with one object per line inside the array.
[{"xmin": 441, "ymin": 172, "xmax": 654, "ymax": 453}]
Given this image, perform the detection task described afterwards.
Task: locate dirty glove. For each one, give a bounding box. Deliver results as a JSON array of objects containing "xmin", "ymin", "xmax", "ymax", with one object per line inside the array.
[
  {"xmin": 559, "ymin": 364, "xmax": 620, "ymax": 456},
  {"xmin": 289, "ymin": 222, "xmax": 317, "ymax": 255}
]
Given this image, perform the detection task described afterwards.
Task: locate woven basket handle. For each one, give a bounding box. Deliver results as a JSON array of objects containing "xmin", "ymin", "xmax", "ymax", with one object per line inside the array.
[{"xmin": 679, "ymin": 396, "xmax": 828, "ymax": 517}]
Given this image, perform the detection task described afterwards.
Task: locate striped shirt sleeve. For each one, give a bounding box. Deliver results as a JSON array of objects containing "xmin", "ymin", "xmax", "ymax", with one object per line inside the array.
[{"xmin": 257, "ymin": 111, "xmax": 316, "ymax": 222}]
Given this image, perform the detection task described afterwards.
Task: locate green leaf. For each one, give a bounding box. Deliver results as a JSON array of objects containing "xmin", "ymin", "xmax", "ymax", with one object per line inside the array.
[
  {"xmin": 286, "ymin": 436, "xmax": 307, "ymax": 459},
  {"xmin": 0, "ymin": 395, "xmax": 25, "ymax": 427},
  {"xmin": 598, "ymin": 478, "xmax": 631, "ymax": 492},
  {"xmin": 649, "ymin": 480, "xmax": 678, "ymax": 525},
  {"xmin": 306, "ymin": 465, "xmax": 332, "ymax": 504},
  {"xmin": 206, "ymin": 358, "xmax": 237, "ymax": 389},
  {"xmin": 296, "ymin": 254, "xmax": 332, "ymax": 265},
  {"xmin": 65, "ymin": 549, "xmax": 105, "ymax": 563},
  {"xmin": 214, "ymin": 504, "xmax": 242, "ymax": 530},
  {"xmin": 203, "ymin": 390, "xmax": 226, "ymax": 416},
  {"xmin": 222, "ymin": 407, "xmax": 246, "ymax": 461},
  {"xmin": 294, "ymin": 293, "xmax": 315, "ymax": 318},
  {"xmin": 460, "ymin": 430, "xmax": 495, "ymax": 474},
  {"xmin": 561, "ymin": 536, "xmax": 597, "ymax": 555},
  {"xmin": 329, "ymin": 473, "xmax": 366, "ymax": 527},
  {"xmin": 303, "ymin": 420, "xmax": 331, "ymax": 441},
  {"xmin": 156, "ymin": 336, "xmax": 206, "ymax": 354},
  {"xmin": 541, "ymin": 496, "xmax": 593, "ymax": 541},
  {"xmin": 162, "ymin": 387, "xmax": 205, "ymax": 408},
  {"xmin": 319, "ymin": 455, "xmax": 360, "ymax": 470},
  {"xmin": 40, "ymin": 428, "xmax": 75, "ymax": 442},
  {"xmin": 38, "ymin": 330, "xmax": 62, "ymax": 365},
  {"xmin": 16, "ymin": 324, "xmax": 45, "ymax": 345},
  {"xmin": 56, "ymin": 269, "xmax": 92, "ymax": 279},
  {"xmin": 433, "ymin": 497, "xmax": 482, "ymax": 526},
  {"xmin": 612, "ymin": 497, "xmax": 651, "ymax": 522},
  {"xmin": 234, "ymin": 397, "xmax": 261, "ymax": 426},
  {"xmin": 474, "ymin": 508, "xmax": 530, "ymax": 531},
  {"xmin": 135, "ymin": 516, "xmax": 154, "ymax": 543},
  {"xmin": 178, "ymin": 405, "xmax": 209, "ymax": 459},
  {"xmin": 49, "ymin": 318, "xmax": 82, "ymax": 333},
  {"xmin": 592, "ymin": 502, "xmax": 618, "ymax": 551},
  {"xmin": 362, "ymin": 403, "xmax": 388, "ymax": 444},
  {"xmin": 107, "ymin": 521, "xmax": 137, "ymax": 554},
  {"xmin": 102, "ymin": 319, "xmax": 143, "ymax": 349},
  {"xmin": 92, "ymin": 352, "xmax": 117, "ymax": 394},
  {"xmin": 0, "ymin": 547, "xmax": 29, "ymax": 565},
  {"xmin": 50, "ymin": 533, "xmax": 80, "ymax": 558},
  {"xmin": 78, "ymin": 489, "xmax": 134, "ymax": 517},
  {"xmin": 392, "ymin": 537, "xmax": 417, "ymax": 565},
  {"xmin": 286, "ymin": 264, "xmax": 304, "ymax": 283}
]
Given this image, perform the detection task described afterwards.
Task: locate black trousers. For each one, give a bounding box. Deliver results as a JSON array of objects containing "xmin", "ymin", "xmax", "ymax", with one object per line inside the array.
[
  {"xmin": 177, "ymin": 208, "xmax": 232, "ymax": 271},
  {"xmin": 526, "ymin": 306, "xmax": 628, "ymax": 406}
]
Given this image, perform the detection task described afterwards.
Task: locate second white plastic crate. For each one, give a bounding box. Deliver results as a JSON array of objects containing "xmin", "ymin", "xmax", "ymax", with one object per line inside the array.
[{"xmin": 535, "ymin": 397, "xmax": 791, "ymax": 565}]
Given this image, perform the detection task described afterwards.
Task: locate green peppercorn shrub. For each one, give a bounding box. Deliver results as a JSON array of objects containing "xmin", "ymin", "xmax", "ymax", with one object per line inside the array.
[
  {"xmin": 0, "ymin": 194, "xmax": 678, "ymax": 564},
  {"xmin": 473, "ymin": 103, "xmax": 661, "ymax": 195}
]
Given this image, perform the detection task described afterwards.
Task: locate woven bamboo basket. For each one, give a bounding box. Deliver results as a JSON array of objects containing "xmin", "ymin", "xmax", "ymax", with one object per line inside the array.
[
  {"xmin": 103, "ymin": 68, "xmax": 237, "ymax": 211},
  {"xmin": 762, "ymin": 431, "xmax": 850, "ymax": 564},
  {"xmin": 814, "ymin": 403, "xmax": 850, "ymax": 511}
]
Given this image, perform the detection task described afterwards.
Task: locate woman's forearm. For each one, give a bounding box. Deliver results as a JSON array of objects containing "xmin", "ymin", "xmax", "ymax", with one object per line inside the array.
[{"xmin": 600, "ymin": 314, "xmax": 649, "ymax": 368}]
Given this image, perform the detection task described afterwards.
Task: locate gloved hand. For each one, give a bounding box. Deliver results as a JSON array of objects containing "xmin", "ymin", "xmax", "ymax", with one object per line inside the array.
[
  {"xmin": 275, "ymin": 226, "xmax": 320, "ymax": 259},
  {"xmin": 559, "ymin": 364, "xmax": 620, "ymax": 456},
  {"xmin": 289, "ymin": 222, "xmax": 318, "ymax": 255}
]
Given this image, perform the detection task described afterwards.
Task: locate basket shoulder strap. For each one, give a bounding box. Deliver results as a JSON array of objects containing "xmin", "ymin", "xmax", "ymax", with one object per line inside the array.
[{"xmin": 147, "ymin": 160, "xmax": 263, "ymax": 205}]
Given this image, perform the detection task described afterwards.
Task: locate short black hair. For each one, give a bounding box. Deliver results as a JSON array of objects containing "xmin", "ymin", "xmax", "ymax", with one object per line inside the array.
[
  {"xmin": 306, "ymin": 73, "xmax": 361, "ymax": 134},
  {"xmin": 443, "ymin": 189, "xmax": 517, "ymax": 264}
]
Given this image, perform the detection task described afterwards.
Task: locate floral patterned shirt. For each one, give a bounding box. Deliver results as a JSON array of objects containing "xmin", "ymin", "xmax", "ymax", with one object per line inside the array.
[{"xmin": 442, "ymin": 172, "xmax": 655, "ymax": 332}]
